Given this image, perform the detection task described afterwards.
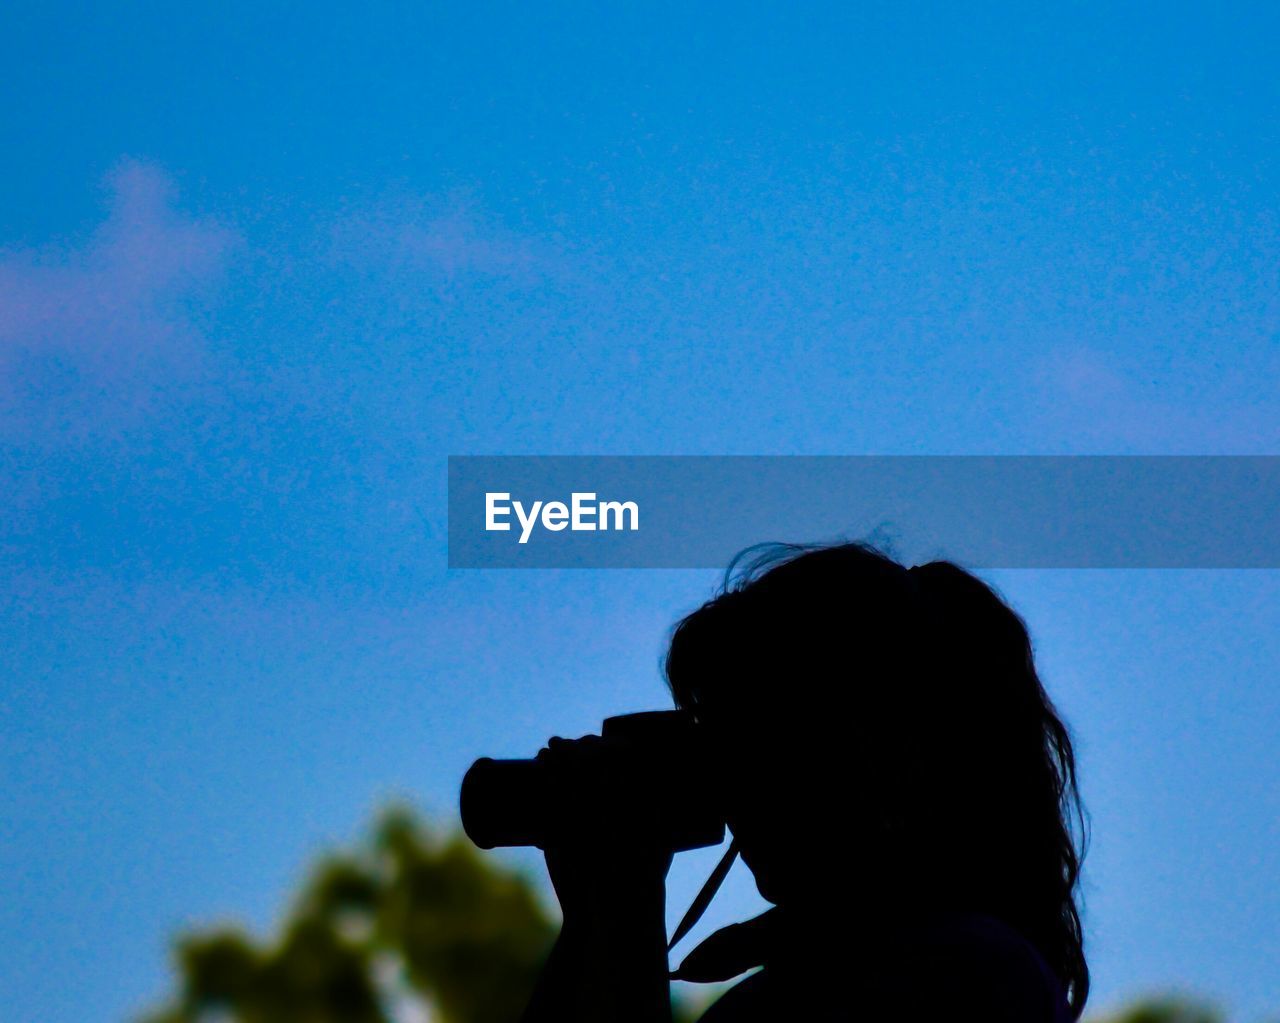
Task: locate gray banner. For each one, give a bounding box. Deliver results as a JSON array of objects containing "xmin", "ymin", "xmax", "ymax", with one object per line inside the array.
[{"xmin": 447, "ymin": 456, "xmax": 1279, "ymax": 569}]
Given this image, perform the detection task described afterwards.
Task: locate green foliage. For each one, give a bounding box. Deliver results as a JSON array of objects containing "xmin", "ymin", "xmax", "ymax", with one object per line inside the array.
[
  {"xmin": 140, "ymin": 807, "xmax": 557, "ymax": 1023},
  {"xmin": 1090, "ymin": 996, "xmax": 1224, "ymax": 1023}
]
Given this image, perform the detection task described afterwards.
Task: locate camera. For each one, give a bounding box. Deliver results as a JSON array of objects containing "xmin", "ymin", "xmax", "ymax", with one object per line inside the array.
[{"xmin": 460, "ymin": 710, "xmax": 725, "ymax": 853}]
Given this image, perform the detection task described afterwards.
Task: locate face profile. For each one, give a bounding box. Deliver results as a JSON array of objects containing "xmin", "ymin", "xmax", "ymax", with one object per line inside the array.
[{"xmin": 689, "ymin": 543, "xmax": 1084, "ymax": 1017}]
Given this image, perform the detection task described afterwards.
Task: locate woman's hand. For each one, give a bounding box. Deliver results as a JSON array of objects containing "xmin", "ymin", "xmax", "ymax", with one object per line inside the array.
[
  {"xmin": 520, "ymin": 733, "xmax": 675, "ymax": 1023},
  {"xmin": 536, "ymin": 734, "xmax": 674, "ymax": 920}
]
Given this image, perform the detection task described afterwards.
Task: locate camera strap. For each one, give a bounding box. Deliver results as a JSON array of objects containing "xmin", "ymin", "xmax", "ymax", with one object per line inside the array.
[{"xmin": 667, "ymin": 838, "xmax": 739, "ymax": 951}]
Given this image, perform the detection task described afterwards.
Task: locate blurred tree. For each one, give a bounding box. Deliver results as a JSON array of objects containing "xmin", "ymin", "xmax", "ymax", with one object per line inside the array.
[
  {"xmin": 140, "ymin": 807, "xmax": 556, "ymax": 1023},
  {"xmin": 1089, "ymin": 997, "xmax": 1224, "ymax": 1023}
]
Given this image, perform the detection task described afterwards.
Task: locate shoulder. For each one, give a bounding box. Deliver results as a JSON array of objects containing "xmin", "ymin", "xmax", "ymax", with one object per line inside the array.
[
  {"xmin": 693, "ymin": 914, "xmax": 1069, "ymax": 1023},
  {"xmin": 694, "ymin": 970, "xmax": 848, "ymax": 1023},
  {"xmin": 906, "ymin": 913, "xmax": 1069, "ymax": 1022}
]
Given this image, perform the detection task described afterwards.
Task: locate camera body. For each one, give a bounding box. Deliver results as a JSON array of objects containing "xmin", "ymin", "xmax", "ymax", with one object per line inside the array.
[{"xmin": 460, "ymin": 709, "xmax": 725, "ymax": 853}]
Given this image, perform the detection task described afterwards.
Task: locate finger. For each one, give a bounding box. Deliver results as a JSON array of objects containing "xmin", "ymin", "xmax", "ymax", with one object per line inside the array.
[
  {"xmin": 535, "ymin": 737, "xmax": 580, "ymax": 766},
  {"xmin": 539, "ymin": 734, "xmax": 604, "ymax": 758}
]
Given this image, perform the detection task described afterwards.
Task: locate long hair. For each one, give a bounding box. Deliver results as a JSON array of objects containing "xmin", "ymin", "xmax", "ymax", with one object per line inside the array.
[{"xmin": 665, "ymin": 542, "xmax": 1089, "ymax": 1018}]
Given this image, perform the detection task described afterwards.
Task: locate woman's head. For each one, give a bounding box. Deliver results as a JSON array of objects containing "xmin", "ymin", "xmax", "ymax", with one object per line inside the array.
[{"xmin": 664, "ymin": 542, "xmax": 1089, "ymax": 1016}]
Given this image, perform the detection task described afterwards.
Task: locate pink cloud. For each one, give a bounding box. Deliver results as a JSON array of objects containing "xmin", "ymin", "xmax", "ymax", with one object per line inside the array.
[
  {"xmin": 0, "ymin": 160, "xmax": 237, "ymax": 439},
  {"xmin": 327, "ymin": 193, "xmax": 548, "ymax": 282},
  {"xmin": 1030, "ymin": 345, "xmax": 1280, "ymax": 452}
]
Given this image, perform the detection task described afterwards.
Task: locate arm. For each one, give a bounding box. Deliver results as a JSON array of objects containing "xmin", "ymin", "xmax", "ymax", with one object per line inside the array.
[
  {"xmin": 521, "ymin": 852, "xmax": 671, "ymax": 1023},
  {"xmin": 519, "ymin": 738, "xmax": 675, "ymax": 1023}
]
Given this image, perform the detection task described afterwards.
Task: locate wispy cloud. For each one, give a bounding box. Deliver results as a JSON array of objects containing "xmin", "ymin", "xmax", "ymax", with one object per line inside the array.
[
  {"xmin": 1030, "ymin": 345, "xmax": 1280, "ymax": 453},
  {"xmin": 0, "ymin": 159, "xmax": 237, "ymax": 440},
  {"xmin": 327, "ymin": 192, "xmax": 550, "ymax": 283}
]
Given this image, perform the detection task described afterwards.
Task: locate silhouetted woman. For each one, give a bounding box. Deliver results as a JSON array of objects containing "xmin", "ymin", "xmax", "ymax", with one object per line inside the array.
[{"xmin": 522, "ymin": 543, "xmax": 1088, "ymax": 1022}]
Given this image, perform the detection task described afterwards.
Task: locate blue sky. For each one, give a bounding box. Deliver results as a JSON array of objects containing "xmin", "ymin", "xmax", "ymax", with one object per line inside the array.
[{"xmin": 2, "ymin": 3, "xmax": 1279, "ymax": 1020}]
